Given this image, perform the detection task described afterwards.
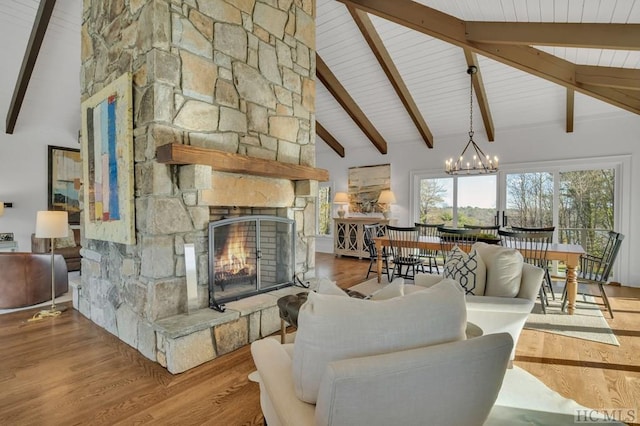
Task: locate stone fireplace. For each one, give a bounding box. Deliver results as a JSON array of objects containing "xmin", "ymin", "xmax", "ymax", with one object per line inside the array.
[{"xmin": 76, "ymin": 0, "xmax": 321, "ymax": 373}]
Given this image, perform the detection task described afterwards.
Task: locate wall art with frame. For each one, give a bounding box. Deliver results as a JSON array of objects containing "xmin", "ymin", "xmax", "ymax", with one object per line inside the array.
[
  {"xmin": 80, "ymin": 72, "xmax": 135, "ymax": 244},
  {"xmin": 48, "ymin": 145, "xmax": 82, "ymax": 225},
  {"xmin": 348, "ymin": 163, "xmax": 391, "ymax": 214}
]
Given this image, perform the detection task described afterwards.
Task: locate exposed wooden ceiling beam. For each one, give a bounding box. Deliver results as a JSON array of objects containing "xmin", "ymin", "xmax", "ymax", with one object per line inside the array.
[
  {"xmin": 337, "ymin": 0, "xmax": 640, "ymax": 115},
  {"xmin": 576, "ymin": 65, "xmax": 640, "ymax": 91},
  {"xmin": 463, "ymin": 50, "xmax": 495, "ymax": 142},
  {"xmin": 5, "ymin": 0, "xmax": 56, "ymax": 134},
  {"xmin": 156, "ymin": 144, "xmax": 329, "ymax": 181},
  {"xmin": 465, "ymin": 22, "xmax": 640, "ymax": 50},
  {"xmin": 316, "ymin": 121, "xmax": 345, "ymax": 157},
  {"xmin": 316, "ymin": 54, "xmax": 388, "ymax": 154},
  {"xmin": 347, "ymin": 5, "xmax": 434, "ymax": 148},
  {"xmin": 566, "ymin": 89, "xmax": 574, "ymax": 133}
]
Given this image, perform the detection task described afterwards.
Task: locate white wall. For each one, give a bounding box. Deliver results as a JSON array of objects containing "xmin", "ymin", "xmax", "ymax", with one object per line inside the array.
[
  {"xmin": 0, "ymin": 125, "xmax": 80, "ymax": 253},
  {"xmin": 317, "ymin": 113, "xmax": 640, "ymax": 287}
]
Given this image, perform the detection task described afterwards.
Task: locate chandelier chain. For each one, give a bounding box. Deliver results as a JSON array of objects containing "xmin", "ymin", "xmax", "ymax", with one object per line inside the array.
[{"xmin": 469, "ymin": 67, "xmax": 474, "ymax": 137}]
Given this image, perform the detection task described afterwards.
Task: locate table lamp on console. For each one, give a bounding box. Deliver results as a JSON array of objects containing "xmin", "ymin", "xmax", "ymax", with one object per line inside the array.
[{"xmin": 333, "ymin": 192, "xmax": 349, "ymax": 218}]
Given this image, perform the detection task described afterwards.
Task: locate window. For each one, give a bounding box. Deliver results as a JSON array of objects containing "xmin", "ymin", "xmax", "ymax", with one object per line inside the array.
[{"xmin": 317, "ymin": 184, "xmax": 332, "ymax": 236}]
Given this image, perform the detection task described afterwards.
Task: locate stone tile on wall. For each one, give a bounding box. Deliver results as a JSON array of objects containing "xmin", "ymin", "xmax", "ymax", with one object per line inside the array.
[
  {"xmin": 181, "ymin": 50, "xmax": 217, "ymax": 100},
  {"xmin": 188, "ymin": 9, "xmax": 214, "ymax": 41},
  {"xmin": 214, "ymin": 316, "xmax": 249, "ymax": 355},
  {"xmin": 214, "ymin": 23, "xmax": 248, "ymax": 62},
  {"xmin": 174, "ymin": 100, "xmax": 219, "ymax": 131},
  {"xmin": 141, "ymin": 234, "xmax": 175, "ymax": 278},
  {"xmin": 172, "ymin": 13, "xmax": 212, "ymax": 59},
  {"xmin": 269, "ymin": 116, "xmax": 299, "ymax": 143},
  {"xmin": 233, "ymin": 62, "xmax": 277, "ymax": 109},
  {"xmin": 253, "ymin": 2, "xmax": 288, "ymax": 39},
  {"xmin": 199, "ymin": 0, "xmax": 242, "ymax": 25}
]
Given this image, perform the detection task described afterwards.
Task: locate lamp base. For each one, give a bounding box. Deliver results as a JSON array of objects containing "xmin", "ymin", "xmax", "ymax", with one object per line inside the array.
[
  {"xmin": 28, "ymin": 305, "xmax": 68, "ymax": 322},
  {"xmin": 337, "ymin": 209, "xmax": 345, "ymax": 218},
  {"xmin": 382, "ymin": 210, "xmax": 391, "ymax": 219}
]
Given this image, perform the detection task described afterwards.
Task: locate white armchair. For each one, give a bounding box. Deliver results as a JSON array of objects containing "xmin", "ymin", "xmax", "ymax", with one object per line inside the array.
[
  {"xmin": 251, "ymin": 279, "xmax": 514, "ymax": 426},
  {"xmin": 252, "ymin": 333, "xmax": 513, "ymax": 426},
  {"xmin": 415, "ymin": 242, "xmax": 545, "ymax": 360}
]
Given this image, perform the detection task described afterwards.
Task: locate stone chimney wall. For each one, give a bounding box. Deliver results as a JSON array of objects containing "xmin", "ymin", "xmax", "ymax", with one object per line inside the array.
[{"xmin": 78, "ymin": 0, "xmax": 317, "ymax": 369}]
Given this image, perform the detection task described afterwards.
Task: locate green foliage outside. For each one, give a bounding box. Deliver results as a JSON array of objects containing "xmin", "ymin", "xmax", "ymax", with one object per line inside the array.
[{"xmin": 318, "ymin": 186, "xmax": 331, "ymax": 235}]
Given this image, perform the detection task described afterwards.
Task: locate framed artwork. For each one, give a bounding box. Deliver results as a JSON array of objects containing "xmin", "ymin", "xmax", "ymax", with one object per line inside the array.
[
  {"xmin": 80, "ymin": 72, "xmax": 135, "ymax": 244},
  {"xmin": 48, "ymin": 145, "xmax": 82, "ymax": 224},
  {"xmin": 348, "ymin": 164, "xmax": 390, "ymax": 214},
  {"xmin": 0, "ymin": 233, "xmax": 14, "ymax": 242}
]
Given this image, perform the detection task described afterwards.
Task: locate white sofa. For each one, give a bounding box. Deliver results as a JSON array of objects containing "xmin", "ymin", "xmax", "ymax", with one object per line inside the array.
[
  {"xmin": 414, "ymin": 242, "xmax": 545, "ymax": 360},
  {"xmin": 251, "ymin": 280, "xmax": 514, "ymax": 426}
]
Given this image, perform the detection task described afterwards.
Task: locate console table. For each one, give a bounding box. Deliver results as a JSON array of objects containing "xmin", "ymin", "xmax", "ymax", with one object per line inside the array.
[
  {"xmin": 334, "ymin": 217, "xmax": 389, "ymax": 259},
  {"xmin": 0, "ymin": 241, "xmax": 18, "ymax": 252}
]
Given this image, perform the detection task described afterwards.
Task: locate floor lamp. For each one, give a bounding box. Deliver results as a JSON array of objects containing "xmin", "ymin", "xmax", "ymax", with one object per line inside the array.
[{"xmin": 31, "ymin": 211, "xmax": 69, "ymax": 321}]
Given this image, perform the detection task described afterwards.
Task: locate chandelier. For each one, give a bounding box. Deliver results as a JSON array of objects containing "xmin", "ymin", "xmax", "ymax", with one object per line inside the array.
[{"xmin": 445, "ymin": 66, "xmax": 498, "ymax": 175}]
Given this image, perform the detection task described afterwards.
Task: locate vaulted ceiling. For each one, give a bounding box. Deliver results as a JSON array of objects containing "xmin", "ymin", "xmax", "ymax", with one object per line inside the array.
[
  {"xmin": 315, "ymin": 0, "xmax": 640, "ymax": 157},
  {"xmin": 1, "ymin": 0, "xmax": 639, "ymax": 158}
]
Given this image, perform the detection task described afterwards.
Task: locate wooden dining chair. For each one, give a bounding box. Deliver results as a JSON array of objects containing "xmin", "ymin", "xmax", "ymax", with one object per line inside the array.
[
  {"xmin": 415, "ymin": 222, "xmax": 443, "ymax": 274},
  {"xmin": 561, "ymin": 231, "xmax": 624, "ymax": 318},
  {"xmin": 437, "ymin": 227, "xmax": 478, "ymax": 262},
  {"xmin": 499, "ymin": 229, "xmax": 553, "ymax": 314},
  {"xmin": 510, "ymin": 226, "xmax": 556, "ymax": 301},
  {"xmin": 386, "ymin": 225, "xmax": 422, "ymax": 280},
  {"xmin": 463, "ymin": 224, "xmax": 500, "ymax": 236},
  {"xmin": 363, "ymin": 223, "xmax": 392, "ymax": 282}
]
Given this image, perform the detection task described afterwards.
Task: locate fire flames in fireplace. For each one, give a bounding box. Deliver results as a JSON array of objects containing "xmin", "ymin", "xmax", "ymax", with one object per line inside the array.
[
  {"xmin": 214, "ymin": 222, "xmax": 257, "ymax": 290},
  {"xmin": 209, "ymin": 215, "xmax": 295, "ymax": 310}
]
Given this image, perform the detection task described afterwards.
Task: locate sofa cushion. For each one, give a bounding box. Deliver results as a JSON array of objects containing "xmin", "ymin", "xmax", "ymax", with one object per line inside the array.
[
  {"xmin": 54, "ymin": 225, "xmax": 77, "ymax": 249},
  {"xmin": 291, "ymin": 279, "xmax": 467, "ymax": 404},
  {"xmin": 474, "ymin": 242, "xmax": 524, "ymax": 298},
  {"xmin": 443, "ymin": 246, "xmax": 486, "ymax": 295},
  {"xmin": 369, "ymin": 278, "xmax": 404, "ymax": 300}
]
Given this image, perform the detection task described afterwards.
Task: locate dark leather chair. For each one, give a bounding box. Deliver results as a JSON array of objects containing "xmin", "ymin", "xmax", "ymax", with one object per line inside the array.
[
  {"xmin": 32, "ymin": 228, "xmax": 81, "ymax": 272},
  {"xmin": 0, "ymin": 253, "xmax": 68, "ymax": 309}
]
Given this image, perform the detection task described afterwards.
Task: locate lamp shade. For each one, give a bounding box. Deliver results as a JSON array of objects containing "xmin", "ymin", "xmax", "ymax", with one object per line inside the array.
[
  {"xmin": 0, "ymin": 202, "xmax": 4, "ymax": 217},
  {"xmin": 35, "ymin": 211, "xmax": 69, "ymax": 238},
  {"xmin": 377, "ymin": 190, "xmax": 396, "ymax": 204},
  {"xmin": 333, "ymin": 192, "xmax": 349, "ymax": 204}
]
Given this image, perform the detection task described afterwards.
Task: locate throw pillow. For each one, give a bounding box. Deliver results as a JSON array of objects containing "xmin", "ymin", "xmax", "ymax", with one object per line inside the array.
[
  {"xmin": 291, "ymin": 279, "xmax": 467, "ymax": 404},
  {"xmin": 316, "ymin": 277, "xmax": 349, "ymax": 297},
  {"xmin": 54, "ymin": 226, "xmax": 77, "ymax": 249},
  {"xmin": 473, "ymin": 242, "xmax": 524, "ymax": 298},
  {"xmin": 443, "ymin": 246, "xmax": 486, "ymax": 295},
  {"xmin": 369, "ymin": 278, "xmax": 405, "ymax": 300}
]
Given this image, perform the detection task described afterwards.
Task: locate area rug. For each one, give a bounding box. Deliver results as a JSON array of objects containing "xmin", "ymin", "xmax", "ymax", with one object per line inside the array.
[{"xmin": 525, "ymin": 293, "xmax": 619, "ymax": 346}]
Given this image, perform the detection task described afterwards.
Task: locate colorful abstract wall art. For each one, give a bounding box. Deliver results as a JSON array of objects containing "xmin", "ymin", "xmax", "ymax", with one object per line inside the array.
[{"xmin": 81, "ymin": 73, "xmax": 135, "ymax": 244}]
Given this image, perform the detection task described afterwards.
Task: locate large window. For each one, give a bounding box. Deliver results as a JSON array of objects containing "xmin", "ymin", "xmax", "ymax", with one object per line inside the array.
[
  {"xmin": 416, "ymin": 175, "xmax": 496, "ymax": 226},
  {"xmin": 411, "ymin": 156, "xmax": 629, "ymax": 282}
]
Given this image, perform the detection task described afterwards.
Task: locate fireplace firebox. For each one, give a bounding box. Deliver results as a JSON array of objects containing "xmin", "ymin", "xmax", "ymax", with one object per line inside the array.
[{"xmin": 208, "ymin": 215, "xmax": 295, "ymax": 311}]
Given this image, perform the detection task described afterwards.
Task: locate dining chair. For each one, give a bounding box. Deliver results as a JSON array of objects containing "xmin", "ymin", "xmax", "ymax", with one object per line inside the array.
[
  {"xmin": 561, "ymin": 231, "xmax": 624, "ymax": 318},
  {"xmin": 437, "ymin": 227, "xmax": 479, "ymax": 262},
  {"xmin": 386, "ymin": 225, "xmax": 422, "ymax": 280},
  {"xmin": 499, "ymin": 229, "xmax": 553, "ymax": 314},
  {"xmin": 363, "ymin": 223, "xmax": 392, "ymax": 282},
  {"xmin": 510, "ymin": 226, "xmax": 556, "ymax": 301},
  {"xmin": 414, "ymin": 222, "xmax": 444, "ymax": 274},
  {"xmin": 463, "ymin": 224, "xmax": 501, "ymax": 236}
]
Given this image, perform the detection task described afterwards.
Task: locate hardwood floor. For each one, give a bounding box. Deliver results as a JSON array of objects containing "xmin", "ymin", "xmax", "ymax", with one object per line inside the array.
[{"xmin": 1, "ymin": 253, "xmax": 638, "ymax": 425}]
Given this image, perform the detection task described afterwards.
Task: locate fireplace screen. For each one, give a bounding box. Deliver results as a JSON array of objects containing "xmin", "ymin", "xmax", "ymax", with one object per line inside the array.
[{"xmin": 208, "ymin": 215, "xmax": 295, "ymax": 309}]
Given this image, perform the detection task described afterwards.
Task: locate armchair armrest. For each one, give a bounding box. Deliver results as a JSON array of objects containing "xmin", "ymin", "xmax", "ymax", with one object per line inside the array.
[{"xmin": 251, "ymin": 339, "xmax": 315, "ymax": 426}]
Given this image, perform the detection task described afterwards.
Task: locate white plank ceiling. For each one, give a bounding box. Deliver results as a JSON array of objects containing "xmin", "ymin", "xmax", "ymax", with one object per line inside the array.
[
  {"xmin": 316, "ymin": 0, "xmax": 640, "ymax": 156},
  {"xmin": 0, "ymin": 0, "xmax": 638, "ymax": 156}
]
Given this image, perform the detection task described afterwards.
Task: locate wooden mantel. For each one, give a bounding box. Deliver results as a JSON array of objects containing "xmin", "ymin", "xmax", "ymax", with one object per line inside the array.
[{"xmin": 156, "ymin": 143, "xmax": 329, "ymax": 182}]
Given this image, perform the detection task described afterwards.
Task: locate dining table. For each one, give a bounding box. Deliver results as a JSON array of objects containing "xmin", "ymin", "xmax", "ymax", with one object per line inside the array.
[{"xmin": 374, "ymin": 235, "xmax": 586, "ymax": 315}]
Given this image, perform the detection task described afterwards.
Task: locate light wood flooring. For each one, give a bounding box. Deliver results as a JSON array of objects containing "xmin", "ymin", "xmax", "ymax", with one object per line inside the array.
[{"xmin": 1, "ymin": 253, "xmax": 638, "ymax": 425}]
